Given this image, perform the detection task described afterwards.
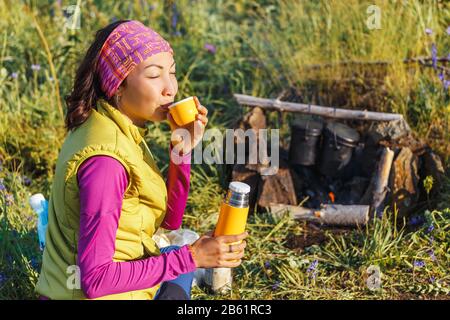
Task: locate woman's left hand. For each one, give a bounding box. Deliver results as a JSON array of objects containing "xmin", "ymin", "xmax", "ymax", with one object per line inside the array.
[{"xmin": 167, "ymin": 96, "xmax": 208, "ymax": 155}]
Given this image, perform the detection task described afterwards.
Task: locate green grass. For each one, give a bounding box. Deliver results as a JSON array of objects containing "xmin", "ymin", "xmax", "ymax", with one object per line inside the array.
[{"xmin": 0, "ymin": 0, "xmax": 449, "ymax": 299}]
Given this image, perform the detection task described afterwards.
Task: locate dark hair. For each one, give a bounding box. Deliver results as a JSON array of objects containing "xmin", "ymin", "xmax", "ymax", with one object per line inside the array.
[{"xmin": 65, "ymin": 20, "xmax": 129, "ymax": 132}]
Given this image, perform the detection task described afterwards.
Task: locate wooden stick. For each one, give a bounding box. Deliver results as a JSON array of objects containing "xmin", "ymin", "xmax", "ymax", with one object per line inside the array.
[
  {"xmin": 371, "ymin": 147, "xmax": 395, "ymax": 217},
  {"xmin": 234, "ymin": 94, "xmax": 404, "ymax": 122},
  {"xmin": 269, "ymin": 203, "xmax": 370, "ymax": 226}
]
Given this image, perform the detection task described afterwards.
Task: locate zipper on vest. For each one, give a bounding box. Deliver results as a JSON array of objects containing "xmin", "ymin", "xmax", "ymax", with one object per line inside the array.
[{"xmin": 139, "ymin": 140, "xmax": 162, "ymax": 176}]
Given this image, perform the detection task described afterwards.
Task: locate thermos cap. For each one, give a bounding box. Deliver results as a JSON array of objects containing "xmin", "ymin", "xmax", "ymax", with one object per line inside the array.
[{"xmin": 229, "ymin": 181, "xmax": 251, "ymax": 195}]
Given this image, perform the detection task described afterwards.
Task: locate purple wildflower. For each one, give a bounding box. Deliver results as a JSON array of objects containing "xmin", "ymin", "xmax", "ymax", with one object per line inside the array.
[
  {"xmin": 413, "ymin": 260, "xmax": 425, "ymax": 268},
  {"xmin": 171, "ymin": 3, "xmax": 178, "ymax": 29},
  {"xmin": 425, "ymin": 28, "xmax": 433, "ymax": 35},
  {"xmin": 307, "ymin": 260, "xmax": 318, "ymax": 272},
  {"xmin": 429, "ymin": 235, "xmax": 434, "ymax": 245},
  {"xmin": 0, "ymin": 178, "xmax": 5, "ymax": 191},
  {"xmin": 31, "ymin": 64, "xmax": 41, "ymax": 71},
  {"xmin": 426, "ymin": 224, "xmax": 434, "ymax": 233},
  {"xmin": 5, "ymin": 193, "xmax": 14, "ymax": 206},
  {"xmin": 429, "ymin": 276, "xmax": 436, "ymax": 283},
  {"xmin": 264, "ymin": 261, "xmax": 271, "ymax": 269},
  {"xmin": 22, "ymin": 175, "xmax": 32, "ymax": 186},
  {"xmin": 444, "ymin": 80, "xmax": 450, "ymax": 90},
  {"xmin": 11, "ymin": 72, "xmax": 18, "ymax": 79},
  {"xmin": 307, "ymin": 260, "xmax": 318, "ymax": 279},
  {"xmin": 409, "ymin": 215, "xmax": 424, "ymax": 226},
  {"xmin": 431, "ymin": 44, "xmax": 437, "ymax": 69},
  {"xmin": 447, "ymin": 26, "xmax": 450, "ymax": 36},
  {"xmin": 272, "ymin": 281, "xmax": 280, "ymax": 290},
  {"xmin": 427, "ymin": 249, "xmax": 437, "ymax": 262},
  {"xmin": 204, "ymin": 43, "xmax": 217, "ymax": 54}
]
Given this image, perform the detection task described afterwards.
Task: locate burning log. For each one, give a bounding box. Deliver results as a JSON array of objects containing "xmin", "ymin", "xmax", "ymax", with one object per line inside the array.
[{"xmin": 269, "ymin": 203, "xmax": 370, "ymax": 226}]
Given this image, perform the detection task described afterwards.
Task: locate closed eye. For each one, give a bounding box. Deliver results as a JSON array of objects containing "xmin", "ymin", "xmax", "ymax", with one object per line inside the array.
[{"xmin": 148, "ymin": 72, "xmax": 176, "ymax": 79}]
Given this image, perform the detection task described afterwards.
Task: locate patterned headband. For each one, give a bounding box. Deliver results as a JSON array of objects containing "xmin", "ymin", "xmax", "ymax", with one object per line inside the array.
[{"xmin": 97, "ymin": 20, "xmax": 174, "ymax": 98}]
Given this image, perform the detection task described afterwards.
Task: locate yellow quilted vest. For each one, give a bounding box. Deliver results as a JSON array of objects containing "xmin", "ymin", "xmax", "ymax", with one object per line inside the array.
[{"xmin": 35, "ymin": 99, "xmax": 168, "ymax": 299}]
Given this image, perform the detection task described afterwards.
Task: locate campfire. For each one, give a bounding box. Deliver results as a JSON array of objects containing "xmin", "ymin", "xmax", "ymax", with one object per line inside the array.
[{"xmin": 225, "ymin": 94, "xmax": 445, "ymax": 227}]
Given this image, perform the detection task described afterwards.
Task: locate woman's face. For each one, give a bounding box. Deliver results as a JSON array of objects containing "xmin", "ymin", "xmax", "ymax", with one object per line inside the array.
[{"xmin": 116, "ymin": 51, "xmax": 178, "ymax": 127}]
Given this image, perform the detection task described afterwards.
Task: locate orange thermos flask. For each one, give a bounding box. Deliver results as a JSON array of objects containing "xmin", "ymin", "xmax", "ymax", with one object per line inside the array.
[
  {"xmin": 214, "ymin": 181, "xmax": 250, "ymax": 241},
  {"xmin": 205, "ymin": 182, "xmax": 251, "ymax": 293}
]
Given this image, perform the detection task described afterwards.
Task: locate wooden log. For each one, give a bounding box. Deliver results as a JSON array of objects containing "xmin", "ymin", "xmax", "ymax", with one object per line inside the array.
[
  {"xmin": 257, "ymin": 159, "xmax": 297, "ymax": 210},
  {"xmin": 234, "ymin": 106, "xmax": 266, "ymax": 147},
  {"xmin": 361, "ymin": 147, "xmax": 395, "ymax": 218},
  {"xmin": 388, "ymin": 147, "xmax": 420, "ymax": 218},
  {"xmin": 421, "ymin": 150, "xmax": 445, "ymax": 196},
  {"xmin": 234, "ymin": 93, "xmax": 404, "ymax": 122},
  {"xmin": 231, "ymin": 164, "xmax": 260, "ymax": 214},
  {"xmin": 269, "ymin": 203, "xmax": 370, "ymax": 226},
  {"xmin": 226, "ymin": 107, "xmax": 267, "ymax": 172}
]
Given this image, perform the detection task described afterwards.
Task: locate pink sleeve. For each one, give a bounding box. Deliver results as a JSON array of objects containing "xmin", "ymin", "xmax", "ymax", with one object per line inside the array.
[
  {"xmin": 161, "ymin": 143, "xmax": 192, "ymax": 230},
  {"xmin": 76, "ymin": 156, "xmax": 196, "ymax": 299}
]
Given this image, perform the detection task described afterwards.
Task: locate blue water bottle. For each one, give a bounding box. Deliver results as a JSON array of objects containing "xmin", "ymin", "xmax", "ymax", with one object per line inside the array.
[{"xmin": 29, "ymin": 193, "xmax": 48, "ymax": 251}]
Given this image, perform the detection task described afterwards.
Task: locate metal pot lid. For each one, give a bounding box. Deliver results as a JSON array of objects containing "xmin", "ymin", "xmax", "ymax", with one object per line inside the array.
[
  {"xmin": 324, "ymin": 122, "xmax": 360, "ymax": 144},
  {"xmin": 291, "ymin": 119, "xmax": 323, "ymax": 136}
]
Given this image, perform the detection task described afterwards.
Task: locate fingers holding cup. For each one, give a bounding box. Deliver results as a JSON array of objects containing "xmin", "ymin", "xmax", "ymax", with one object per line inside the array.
[
  {"xmin": 194, "ymin": 96, "xmax": 208, "ymax": 125},
  {"xmin": 196, "ymin": 113, "xmax": 208, "ymax": 126}
]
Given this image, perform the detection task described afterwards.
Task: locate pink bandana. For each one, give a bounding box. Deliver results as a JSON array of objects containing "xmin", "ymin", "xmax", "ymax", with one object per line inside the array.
[{"xmin": 97, "ymin": 20, "xmax": 174, "ymax": 98}]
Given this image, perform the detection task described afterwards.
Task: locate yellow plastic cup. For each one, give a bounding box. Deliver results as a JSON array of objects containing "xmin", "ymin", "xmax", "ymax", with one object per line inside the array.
[{"xmin": 168, "ymin": 96, "xmax": 199, "ymax": 126}]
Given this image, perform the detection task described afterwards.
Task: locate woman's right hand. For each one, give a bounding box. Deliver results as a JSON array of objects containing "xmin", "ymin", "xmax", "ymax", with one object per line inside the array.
[{"xmin": 189, "ymin": 231, "xmax": 249, "ymax": 268}]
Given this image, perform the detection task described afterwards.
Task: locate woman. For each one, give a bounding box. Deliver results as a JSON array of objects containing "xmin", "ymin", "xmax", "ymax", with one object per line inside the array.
[{"xmin": 35, "ymin": 20, "xmax": 248, "ymax": 300}]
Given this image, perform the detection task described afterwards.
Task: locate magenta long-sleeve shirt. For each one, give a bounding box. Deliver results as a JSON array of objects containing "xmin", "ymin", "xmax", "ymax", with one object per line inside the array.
[{"xmin": 66, "ymin": 144, "xmax": 196, "ymax": 299}]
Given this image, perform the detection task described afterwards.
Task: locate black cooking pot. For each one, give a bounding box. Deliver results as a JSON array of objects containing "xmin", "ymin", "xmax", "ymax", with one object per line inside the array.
[
  {"xmin": 289, "ymin": 119, "xmax": 323, "ymax": 166},
  {"xmin": 318, "ymin": 122, "xmax": 360, "ymax": 177}
]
